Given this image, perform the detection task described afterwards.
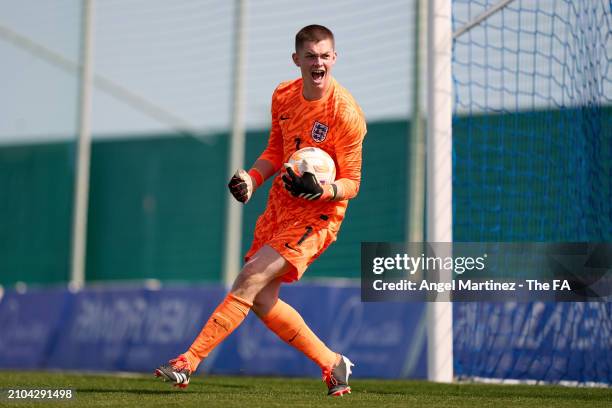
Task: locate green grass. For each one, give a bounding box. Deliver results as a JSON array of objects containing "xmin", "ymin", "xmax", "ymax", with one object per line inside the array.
[{"xmin": 1, "ymin": 371, "xmax": 610, "ymax": 408}]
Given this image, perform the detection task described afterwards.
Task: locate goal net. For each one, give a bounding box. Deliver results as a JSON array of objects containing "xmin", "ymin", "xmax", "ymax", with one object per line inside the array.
[{"xmin": 452, "ymin": 0, "xmax": 612, "ymax": 384}]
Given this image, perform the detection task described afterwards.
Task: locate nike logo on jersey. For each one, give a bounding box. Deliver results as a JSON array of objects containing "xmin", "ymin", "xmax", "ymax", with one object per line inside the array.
[{"xmin": 280, "ymin": 115, "xmax": 290, "ymax": 121}]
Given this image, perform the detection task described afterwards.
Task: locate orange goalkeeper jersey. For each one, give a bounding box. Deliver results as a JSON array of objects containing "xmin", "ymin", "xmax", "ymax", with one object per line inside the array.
[{"xmin": 256, "ymin": 77, "xmax": 367, "ymax": 226}]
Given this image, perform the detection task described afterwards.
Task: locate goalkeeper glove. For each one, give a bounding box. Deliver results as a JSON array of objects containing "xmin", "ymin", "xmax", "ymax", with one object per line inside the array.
[
  {"xmin": 228, "ymin": 169, "xmax": 254, "ymax": 203},
  {"xmin": 282, "ymin": 161, "xmax": 334, "ymax": 201}
]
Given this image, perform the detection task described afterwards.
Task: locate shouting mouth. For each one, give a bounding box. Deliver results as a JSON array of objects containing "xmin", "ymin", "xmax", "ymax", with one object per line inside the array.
[{"xmin": 311, "ymin": 69, "xmax": 325, "ymax": 84}]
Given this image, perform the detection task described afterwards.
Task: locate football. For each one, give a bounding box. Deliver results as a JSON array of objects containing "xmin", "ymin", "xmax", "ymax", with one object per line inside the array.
[{"xmin": 287, "ymin": 147, "xmax": 336, "ymax": 185}]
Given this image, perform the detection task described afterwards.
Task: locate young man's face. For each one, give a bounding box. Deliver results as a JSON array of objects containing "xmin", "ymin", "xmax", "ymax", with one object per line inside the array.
[{"xmin": 292, "ymin": 39, "xmax": 337, "ymax": 97}]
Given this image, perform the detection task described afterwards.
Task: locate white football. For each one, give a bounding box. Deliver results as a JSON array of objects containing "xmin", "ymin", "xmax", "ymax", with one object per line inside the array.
[{"xmin": 287, "ymin": 147, "xmax": 336, "ymax": 185}]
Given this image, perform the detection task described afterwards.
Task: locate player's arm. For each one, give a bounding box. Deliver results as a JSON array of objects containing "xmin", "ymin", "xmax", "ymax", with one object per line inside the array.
[
  {"xmin": 328, "ymin": 110, "xmax": 367, "ymax": 201},
  {"xmin": 228, "ymin": 90, "xmax": 284, "ymax": 203}
]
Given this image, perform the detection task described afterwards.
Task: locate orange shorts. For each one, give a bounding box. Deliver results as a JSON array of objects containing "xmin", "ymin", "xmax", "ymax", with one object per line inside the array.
[{"xmin": 244, "ymin": 213, "xmax": 339, "ymax": 282}]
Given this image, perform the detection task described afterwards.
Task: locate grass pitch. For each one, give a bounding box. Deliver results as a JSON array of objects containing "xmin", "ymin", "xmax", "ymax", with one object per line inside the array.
[{"xmin": 1, "ymin": 371, "xmax": 610, "ymax": 408}]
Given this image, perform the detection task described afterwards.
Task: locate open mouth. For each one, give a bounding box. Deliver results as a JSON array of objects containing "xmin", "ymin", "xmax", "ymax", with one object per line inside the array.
[{"xmin": 311, "ymin": 69, "xmax": 325, "ymax": 83}]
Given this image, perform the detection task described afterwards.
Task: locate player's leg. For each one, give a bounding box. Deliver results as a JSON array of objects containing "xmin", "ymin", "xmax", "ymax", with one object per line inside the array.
[
  {"xmin": 230, "ymin": 246, "xmax": 291, "ymax": 302},
  {"xmin": 250, "ymin": 276, "xmax": 282, "ymax": 316},
  {"xmin": 155, "ymin": 245, "xmax": 291, "ymax": 387},
  {"xmin": 253, "ymin": 294, "xmax": 338, "ymax": 369},
  {"xmin": 251, "ymin": 278, "xmax": 353, "ymax": 397},
  {"xmin": 253, "ymin": 220, "xmax": 354, "ymax": 396},
  {"xmin": 183, "ymin": 245, "xmax": 291, "ymax": 369}
]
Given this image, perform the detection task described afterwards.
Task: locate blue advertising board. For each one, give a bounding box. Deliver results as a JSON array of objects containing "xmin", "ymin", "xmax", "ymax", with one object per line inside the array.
[
  {"xmin": 2, "ymin": 285, "xmax": 608, "ymax": 383},
  {"xmin": 0, "ymin": 284, "xmax": 426, "ymax": 379}
]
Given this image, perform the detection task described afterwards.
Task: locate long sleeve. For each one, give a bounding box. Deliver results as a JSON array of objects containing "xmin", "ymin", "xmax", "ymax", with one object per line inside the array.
[
  {"xmin": 333, "ymin": 108, "xmax": 367, "ymax": 200},
  {"xmin": 257, "ymin": 90, "xmax": 284, "ymax": 173}
]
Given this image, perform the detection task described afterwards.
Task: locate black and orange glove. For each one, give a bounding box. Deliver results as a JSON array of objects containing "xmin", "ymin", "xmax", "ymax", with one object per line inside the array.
[
  {"xmin": 282, "ymin": 162, "xmax": 335, "ymax": 201},
  {"xmin": 228, "ymin": 169, "xmax": 254, "ymax": 203}
]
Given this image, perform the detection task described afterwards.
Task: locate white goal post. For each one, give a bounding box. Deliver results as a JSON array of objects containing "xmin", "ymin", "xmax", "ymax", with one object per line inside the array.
[{"xmin": 425, "ymin": 0, "xmax": 453, "ymax": 383}]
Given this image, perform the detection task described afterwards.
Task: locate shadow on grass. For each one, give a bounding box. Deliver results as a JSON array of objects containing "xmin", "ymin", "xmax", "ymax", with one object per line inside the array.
[
  {"xmin": 75, "ymin": 389, "xmax": 184, "ymax": 395},
  {"xmin": 75, "ymin": 383, "xmax": 251, "ymax": 395}
]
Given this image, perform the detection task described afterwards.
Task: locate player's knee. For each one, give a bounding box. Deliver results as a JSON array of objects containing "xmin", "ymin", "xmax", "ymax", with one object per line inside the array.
[{"xmin": 252, "ymin": 293, "xmax": 278, "ymax": 316}]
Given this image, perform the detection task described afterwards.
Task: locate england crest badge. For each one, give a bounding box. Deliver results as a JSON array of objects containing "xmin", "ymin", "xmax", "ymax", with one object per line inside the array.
[{"xmin": 311, "ymin": 121, "xmax": 329, "ymax": 143}]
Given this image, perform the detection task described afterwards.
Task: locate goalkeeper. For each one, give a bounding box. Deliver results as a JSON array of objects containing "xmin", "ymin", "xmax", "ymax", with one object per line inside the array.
[{"xmin": 156, "ymin": 24, "xmax": 366, "ymax": 397}]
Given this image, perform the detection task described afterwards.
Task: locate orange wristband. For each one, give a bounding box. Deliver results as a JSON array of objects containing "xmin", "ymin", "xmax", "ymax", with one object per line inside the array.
[
  {"xmin": 321, "ymin": 184, "xmax": 337, "ymax": 201},
  {"xmin": 248, "ymin": 168, "xmax": 264, "ymax": 187}
]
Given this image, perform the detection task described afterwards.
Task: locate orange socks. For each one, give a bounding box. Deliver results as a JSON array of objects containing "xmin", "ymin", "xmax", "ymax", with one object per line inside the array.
[
  {"xmin": 183, "ymin": 295, "xmax": 336, "ymax": 373},
  {"xmin": 261, "ymin": 299, "xmax": 338, "ymax": 369},
  {"xmin": 184, "ymin": 293, "xmax": 252, "ymax": 372}
]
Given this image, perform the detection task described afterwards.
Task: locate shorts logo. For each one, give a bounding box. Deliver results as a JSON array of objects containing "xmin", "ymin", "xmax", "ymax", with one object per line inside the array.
[{"xmin": 311, "ymin": 121, "xmax": 329, "ymax": 143}]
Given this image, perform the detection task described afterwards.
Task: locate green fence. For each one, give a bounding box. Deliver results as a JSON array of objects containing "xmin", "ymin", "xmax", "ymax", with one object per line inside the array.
[
  {"xmin": 0, "ymin": 120, "xmax": 409, "ymax": 286},
  {"xmin": 86, "ymin": 134, "xmax": 229, "ymax": 283},
  {"xmin": 2, "ymin": 107, "xmax": 610, "ymax": 286},
  {"xmin": 0, "ymin": 141, "xmax": 74, "ymax": 285}
]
